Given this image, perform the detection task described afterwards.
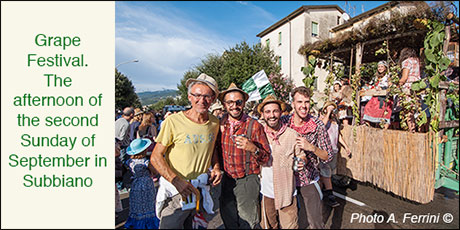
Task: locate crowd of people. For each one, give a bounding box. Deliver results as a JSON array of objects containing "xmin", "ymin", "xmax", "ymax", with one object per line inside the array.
[
  {"xmin": 330, "ymin": 47, "xmax": 458, "ymax": 133},
  {"xmin": 114, "ymin": 72, "xmax": 352, "ymax": 229},
  {"xmin": 114, "ymin": 47, "xmax": 459, "ymax": 229}
]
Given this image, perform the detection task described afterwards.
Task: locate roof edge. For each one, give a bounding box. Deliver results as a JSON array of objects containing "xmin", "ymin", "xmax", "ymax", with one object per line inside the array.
[{"xmin": 256, "ymin": 5, "xmax": 345, "ymax": 38}]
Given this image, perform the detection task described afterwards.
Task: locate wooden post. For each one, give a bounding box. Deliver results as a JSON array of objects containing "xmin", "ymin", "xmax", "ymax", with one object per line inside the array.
[
  {"xmin": 353, "ymin": 43, "xmax": 364, "ymax": 126},
  {"xmin": 443, "ymin": 25, "xmax": 451, "ymax": 55},
  {"xmin": 330, "ymin": 53, "xmax": 333, "ymax": 72},
  {"xmin": 386, "ymin": 39, "xmax": 390, "ymax": 65},
  {"xmin": 349, "ymin": 47, "xmax": 353, "ymax": 78},
  {"xmin": 355, "ymin": 42, "xmax": 363, "ymax": 75},
  {"xmin": 438, "ymin": 88, "xmax": 447, "ymax": 142}
]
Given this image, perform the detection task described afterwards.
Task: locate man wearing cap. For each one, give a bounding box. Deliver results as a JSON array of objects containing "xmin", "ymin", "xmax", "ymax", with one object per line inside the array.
[
  {"xmin": 150, "ymin": 73, "xmax": 223, "ymax": 229},
  {"xmin": 218, "ymin": 83, "xmax": 271, "ymax": 229},
  {"xmin": 280, "ymin": 86, "xmax": 333, "ymax": 229},
  {"xmin": 258, "ymin": 94, "xmax": 305, "ymax": 229}
]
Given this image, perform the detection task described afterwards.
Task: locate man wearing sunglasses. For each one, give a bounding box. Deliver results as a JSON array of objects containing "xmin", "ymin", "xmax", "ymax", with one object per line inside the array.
[{"xmin": 217, "ymin": 83, "xmax": 271, "ymax": 229}]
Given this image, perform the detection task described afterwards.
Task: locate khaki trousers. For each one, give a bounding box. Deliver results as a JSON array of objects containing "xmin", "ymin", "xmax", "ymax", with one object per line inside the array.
[{"xmin": 261, "ymin": 195, "xmax": 298, "ymax": 229}]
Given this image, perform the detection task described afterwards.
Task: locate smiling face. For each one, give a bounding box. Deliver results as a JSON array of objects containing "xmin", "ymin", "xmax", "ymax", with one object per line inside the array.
[
  {"xmin": 262, "ymin": 102, "xmax": 282, "ymax": 129},
  {"xmin": 223, "ymin": 91, "xmax": 245, "ymax": 119},
  {"xmin": 292, "ymin": 92, "xmax": 311, "ymax": 120},
  {"xmin": 333, "ymin": 83, "xmax": 341, "ymax": 92},
  {"xmin": 188, "ymin": 83, "xmax": 215, "ymax": 114},
  {"xmin": 377, "ymin": 64, "xmax": 387, "ymax": 74}
]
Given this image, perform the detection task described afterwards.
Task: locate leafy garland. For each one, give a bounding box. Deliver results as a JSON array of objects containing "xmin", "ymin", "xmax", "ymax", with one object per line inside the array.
[
  {"xmin": 301, "ymin": 55, "xmax": 318, "ymax": 91},
  {"xmin": 350, "ymin": 72, "xmax": 361, "ymax": 137},
  {"xmin": 412, "ymin": 19, "xmax": 452, "ymax": 132}
]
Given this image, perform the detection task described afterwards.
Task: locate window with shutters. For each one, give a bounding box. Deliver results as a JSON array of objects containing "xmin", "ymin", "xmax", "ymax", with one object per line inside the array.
[{"xmin": 312, "ymin": 21, "xmax": 318, "ymax": 37}]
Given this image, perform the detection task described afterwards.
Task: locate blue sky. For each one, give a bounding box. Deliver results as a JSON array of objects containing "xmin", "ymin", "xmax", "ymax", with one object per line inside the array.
[{"xmin": 115, "ymin": 1, "xmax": 454, "ymax": 92}]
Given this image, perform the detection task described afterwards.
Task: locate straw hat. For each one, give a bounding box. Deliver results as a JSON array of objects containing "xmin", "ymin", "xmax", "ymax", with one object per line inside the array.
[
  {"xmin": 126, "ymin": 138, "xmax": 152, "ymax": 155},
  {"xmin": 209, "ymin": 101, "xmax": 223, "ymax": 113},
  {"xmin": 134, "ymin": 108, "xmax": 144, "ymax": 116},
  {"xmin": 321, "ymin": 101, "xmax": 337, "ymax": 114},
  {"xmin": 185, "ymin": 73, "xmax": 219, "ymax": 96},
  {"xmin": 218, "ymin": 82, "xmax": 249, "ymax": 103},
  {"xmin": 257, "ymin": 94, "xmax": 286, "ymax": 114}
]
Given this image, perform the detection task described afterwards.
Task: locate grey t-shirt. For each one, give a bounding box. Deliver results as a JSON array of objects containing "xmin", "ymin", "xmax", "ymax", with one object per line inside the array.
[{"xmin": 115, "ymin": 117, "xmax": 131, "ymax": 148}]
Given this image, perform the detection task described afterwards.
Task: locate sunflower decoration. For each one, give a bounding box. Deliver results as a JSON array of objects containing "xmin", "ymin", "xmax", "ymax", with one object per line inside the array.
[
  {"xmin": 413, "ymin": 18, "xmax": 429, "ymax": 30},
  {"xmin": 310, "ymin": 49, "xmax": 321, "ymax": 56}
]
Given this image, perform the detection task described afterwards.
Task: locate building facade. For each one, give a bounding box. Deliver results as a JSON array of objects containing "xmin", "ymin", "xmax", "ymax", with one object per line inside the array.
[{"xmin": 257, "ymin": 5, "xmax": 346, "ymax": 92}]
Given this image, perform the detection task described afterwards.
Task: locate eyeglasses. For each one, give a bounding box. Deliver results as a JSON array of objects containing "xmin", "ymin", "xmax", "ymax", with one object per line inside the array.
[
  {"xmin": 224, "ymin": 99, "xmax": 244, "ymax": 106},
  {"xmin": 190, "ymin": 93, "xmax": 213, "ymax": 101}
]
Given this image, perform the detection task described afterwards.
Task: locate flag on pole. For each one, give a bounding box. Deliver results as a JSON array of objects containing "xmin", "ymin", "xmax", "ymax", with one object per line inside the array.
[{"xmin": 241, "ymin": 70, "xmax": 275, "ymax": 102}]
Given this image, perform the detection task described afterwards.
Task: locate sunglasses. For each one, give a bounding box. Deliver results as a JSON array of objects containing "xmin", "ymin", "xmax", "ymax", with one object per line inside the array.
[{"xmin": 224, "ymin": 99, "xmax": 244, "ymax": 106}]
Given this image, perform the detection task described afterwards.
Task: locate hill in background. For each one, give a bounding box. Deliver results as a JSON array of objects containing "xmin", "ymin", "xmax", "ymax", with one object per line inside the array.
[{"xmin": 137, "ymin": 89, "xmax": 179, "ymax": 106}]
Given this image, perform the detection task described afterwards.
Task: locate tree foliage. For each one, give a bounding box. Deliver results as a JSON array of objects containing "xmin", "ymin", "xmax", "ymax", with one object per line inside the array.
[
  {"xmin": 177, "ymin": 41, "xmax": 281, "ymax": 101},
  {"xmin": 115, "ymin": 69, "xmax": 141, "ymax": 110},
  {"xmin": 148, "ymin": 96, "xmax": 178, "ymax": 112}
]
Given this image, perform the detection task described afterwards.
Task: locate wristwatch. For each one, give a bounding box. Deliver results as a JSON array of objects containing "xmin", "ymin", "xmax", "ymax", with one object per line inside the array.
[{"xmin": 253, "ymin": 148, "xmax": 260, "ymax": 156}]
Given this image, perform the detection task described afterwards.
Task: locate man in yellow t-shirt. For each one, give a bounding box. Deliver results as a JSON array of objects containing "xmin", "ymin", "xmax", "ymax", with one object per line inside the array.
[{"xmin": 150, "ymin": 73, "xmax": 222, "ymax": 229}]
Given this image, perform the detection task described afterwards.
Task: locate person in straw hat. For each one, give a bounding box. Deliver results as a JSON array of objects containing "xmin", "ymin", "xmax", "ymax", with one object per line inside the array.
[
  {"xmin": 124, "ymin": 138, "xmax": 160, "ymax": 229},
  {"xmin": 150, "ymin": 73, "xmax": 223, "ymax": 228},
  {"xmin": 217, "ymin": 82, "xmax": 271, "ymax": 229},
  {"xmin": 129, "ymin": 108, "xmax": 144, "ymax": 142},
  {"xmin": 209, "ymin": 100, "xmax": 224, "ymax": 120},
  {"xmin": 257, "ymin": 94, "xmax": 305, "ymax": 229},
  {"xmin": 279, "ymin": 86, "xmax": 333, "ymax": 229},
  {"xmin": 318, "ymin": 101, "xmax": 351, "ymax": 209}
]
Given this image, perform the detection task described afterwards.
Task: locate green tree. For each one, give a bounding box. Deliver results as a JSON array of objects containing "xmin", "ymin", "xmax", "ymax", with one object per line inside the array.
[
  {"xmin": 149, "ymin": 96, "xmax": 180, "ymax": 111},
  {"xmin": 115, "ymin": 69, "xmax": 141, "ymax": 110},
  {"xmin": 177, "ymin": 41, "xmax": 281, "ymax": 100}
]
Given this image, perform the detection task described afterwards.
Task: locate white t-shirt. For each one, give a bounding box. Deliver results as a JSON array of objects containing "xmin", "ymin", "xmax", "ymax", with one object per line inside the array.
[
  {"xmin": 260, "ymin": 147, "xmax": 297, "ymax": 198},
  {"xmin": 260, "ymin": 162, "xmax": 275, "ymax": 198}
]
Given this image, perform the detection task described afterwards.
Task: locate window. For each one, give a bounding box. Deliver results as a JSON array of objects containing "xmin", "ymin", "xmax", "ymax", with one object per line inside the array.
[
  {"xmin": 278, "ymin": 32, "xmax": 282, "ymax": 45},
  {"xmin": 278, "ymin": 56, "xmax": 282, "ymax": 67},
  {"xmin": 312, "ymin": 21, "xmax": 318, "ymax": 37},
  {"xmin": 266, "ymin": 39, "xmax": 270, "ymax": 48},
  {"xmin": 337, "ymin": 16, "xmax": 340, "ymax": 25}
]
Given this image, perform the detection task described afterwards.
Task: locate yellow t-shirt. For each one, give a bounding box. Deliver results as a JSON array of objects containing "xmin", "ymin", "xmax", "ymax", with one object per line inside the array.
[{"xmin": 156, "ymin": 111, "xmax": 219, "ymax": 180}]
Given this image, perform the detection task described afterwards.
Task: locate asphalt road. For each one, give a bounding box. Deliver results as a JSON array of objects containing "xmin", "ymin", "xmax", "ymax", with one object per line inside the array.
[{"xmin": 116, "ymin": 179, "xmax": 458, "ymax": 229}]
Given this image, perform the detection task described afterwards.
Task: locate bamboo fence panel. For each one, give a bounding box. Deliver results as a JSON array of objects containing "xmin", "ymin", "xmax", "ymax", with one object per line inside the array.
[{"xmin": 337, "ymin": 125, "xmax": 436, "ymax": 204}]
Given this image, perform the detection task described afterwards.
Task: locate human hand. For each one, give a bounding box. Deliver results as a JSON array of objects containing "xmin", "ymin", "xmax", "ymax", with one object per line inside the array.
[
  {"xmin": 296, "ymin": 137, "xmax": 315, "ymax": 152},
  {"xmin": 171, "ymin": 176, "xmax": 200, "ymax": 201},
  {"xmin": 346, "ymin": 148, "xmax": 352, "ymax": 158},
  {"xmin": 235, "ymin": 136, "xmax": 257, "ymax": 152},
  {"xmin": 209, "ymin": 168, "xmax": 223, "ymax": 186},
  {"xmin": 296, "ymin": 156, "xmax": 307, "ymax": 170}
]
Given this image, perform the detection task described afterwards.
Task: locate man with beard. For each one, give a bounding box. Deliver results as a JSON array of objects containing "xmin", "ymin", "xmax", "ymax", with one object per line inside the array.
[
  {"xmin": 257, "ymin": 94, "xmax": 305, "ymax": 229},
  {"xmin": 280, "ymin": 86, "xmax": 333, "ymax": 229},
  {"xmin": 218, "ymin": 83, "xmax": 271, "ymax": 229},
  {"xmin": 150, "ymin": 73, "xmax": 223, "ymax": 229}
]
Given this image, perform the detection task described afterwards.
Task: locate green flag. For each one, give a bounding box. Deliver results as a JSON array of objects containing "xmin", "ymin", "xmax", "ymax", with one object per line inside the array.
[{"xmin": 241, "ymin": 70, "xmax": 274, "ymax": 102}]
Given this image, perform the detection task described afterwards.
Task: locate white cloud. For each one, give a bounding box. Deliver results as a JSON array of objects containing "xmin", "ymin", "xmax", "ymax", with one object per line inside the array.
[{"xmin": 116, "ymin": 2, "xmax": 231, "ymax": 92}]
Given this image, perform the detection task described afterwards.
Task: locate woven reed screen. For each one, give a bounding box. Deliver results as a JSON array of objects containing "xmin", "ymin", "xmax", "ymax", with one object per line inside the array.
[{"xmin": 336, "ymin": 125, "xmax": 436, "ymax": 204}]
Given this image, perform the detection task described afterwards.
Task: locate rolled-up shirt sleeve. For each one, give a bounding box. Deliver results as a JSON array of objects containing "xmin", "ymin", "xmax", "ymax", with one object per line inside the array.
[
  {"xmin": 253, "ymin": 121, "xmax": 271, "ymax": 165},
  {"xmin": 315, "ymin": 121, "xmax": 334, "ymax": 164}
]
